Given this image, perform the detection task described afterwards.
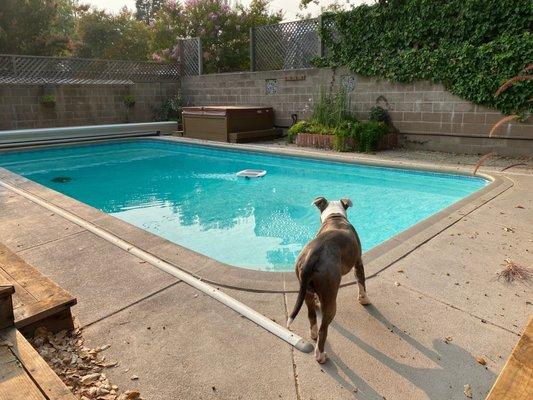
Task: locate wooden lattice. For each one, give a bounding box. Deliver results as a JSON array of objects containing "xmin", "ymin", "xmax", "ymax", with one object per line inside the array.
[
  {"xmin": 0, "ymin": 54, "xmax": 180, "ymax": 85},
  {"xmin": 252, "ymin": 19, "xmax": 321, "ymax": 71},
  {"xmin": 178, "ymin": 38, "xmax": 202, "ymax": 76}
]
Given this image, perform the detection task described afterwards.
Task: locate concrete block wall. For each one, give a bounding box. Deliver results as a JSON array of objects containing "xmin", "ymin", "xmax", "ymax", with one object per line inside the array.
[
  {"xmin": 181, "ymin": 67, "xmax": 532, "ymax": 156},
  {"xmin": 0, "ymin": 82, "xmax": 179, "ymax": 130}
]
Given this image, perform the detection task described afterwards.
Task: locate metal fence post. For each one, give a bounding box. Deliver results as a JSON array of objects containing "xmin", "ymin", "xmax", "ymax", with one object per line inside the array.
[
  {"xmin": 178, "ymin": 39, "xmax": 184, "ymax": 77},
  {"xmin": 197, "ymin": 38, "xmax": 203, "ymax": 75},
  {"xmin": 318, "ymin": 15, "xmax": 324, "ymax": 58},
  {"xmin": 249, "ymin": 27, "xmax": 255, "ymax": 72}
]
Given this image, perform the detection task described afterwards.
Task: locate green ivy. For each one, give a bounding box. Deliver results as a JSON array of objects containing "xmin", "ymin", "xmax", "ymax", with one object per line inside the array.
[{"xmin": 319, "ymin": 0, "xmax": 533, "ymax": 115}]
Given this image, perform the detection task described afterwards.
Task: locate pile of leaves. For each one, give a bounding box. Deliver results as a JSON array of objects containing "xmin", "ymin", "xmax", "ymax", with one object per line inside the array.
[
  {"xmin": 319, "ymin": 0, "xmax": 533, "ymax": 115},
  {"xmin": 31, "ymin": 327, "xmax": 142, "ymax": 400}
]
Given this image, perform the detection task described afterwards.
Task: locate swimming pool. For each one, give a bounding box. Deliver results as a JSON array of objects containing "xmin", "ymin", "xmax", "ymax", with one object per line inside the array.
[{"xmin": 0, "ymin": 139, "xmax": 487, "ymax": 271}]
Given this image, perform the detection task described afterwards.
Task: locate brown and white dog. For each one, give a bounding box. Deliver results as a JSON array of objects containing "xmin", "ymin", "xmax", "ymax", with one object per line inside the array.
[{"xmin": 287, "ymin": 197, "xmax": 370, "ymax": 363}]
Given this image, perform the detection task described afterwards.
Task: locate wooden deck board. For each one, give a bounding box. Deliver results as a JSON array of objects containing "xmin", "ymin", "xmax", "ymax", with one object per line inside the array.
[
  {"xmin": 0, "ymin": 328, "xmax": 76, "ymax": 400},
  {"xmin": 0, "ymin": 244, "xmax": 76, "ymax": 334},
  {"xmin": 486, "ymin": 317, "xmax": 533, "ymax": 400}
]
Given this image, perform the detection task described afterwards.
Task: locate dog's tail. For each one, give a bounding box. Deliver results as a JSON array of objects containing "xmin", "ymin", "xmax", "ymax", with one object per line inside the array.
[{"xmin": 287, "ymin": 251, "xmax": 318, "ymax": 329}]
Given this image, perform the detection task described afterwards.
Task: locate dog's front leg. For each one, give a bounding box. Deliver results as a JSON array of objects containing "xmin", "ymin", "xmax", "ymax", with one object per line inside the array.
[{"xmin": 355, "ymin": 260, "xmax": 371, "ymax": 305}]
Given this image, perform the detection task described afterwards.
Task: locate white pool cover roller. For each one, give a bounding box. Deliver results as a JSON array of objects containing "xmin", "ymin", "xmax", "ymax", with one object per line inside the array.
[
  {"xmin": 0, "ymin": 122, "xmax": 178, "ymax": 147},
  {"xmin": 0, "ymin": 179, "xmax": 314, "ymax": 354}
]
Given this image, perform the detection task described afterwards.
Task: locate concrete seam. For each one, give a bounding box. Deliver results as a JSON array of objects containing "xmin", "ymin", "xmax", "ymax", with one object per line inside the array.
[
  {"xmin": 80, "ymin": 280, "xmax": 182, "ymax": 329},
  {"xmin": 378, "ymin": 275, "xmax": 520, "ymax": 336},
  {"xmin": 15, "ymin": 229, "xmax": 87, "ymax": 254},
  {"xmin": 283, "ymin": 281, "xmax": 302, "ymax": 400}
]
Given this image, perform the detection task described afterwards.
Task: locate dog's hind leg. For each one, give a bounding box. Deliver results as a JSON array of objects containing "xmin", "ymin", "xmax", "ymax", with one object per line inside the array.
[
  {"xmin": 315, "ymin": 294, "xmax": 337, "ymax": 364},
  {"xmin": 304, "ymin": 291, "xmax": 318, "ymax": 340},
  {"xmin": 355, "ymin": 260, "xmax": 371, "ymax": 305}
]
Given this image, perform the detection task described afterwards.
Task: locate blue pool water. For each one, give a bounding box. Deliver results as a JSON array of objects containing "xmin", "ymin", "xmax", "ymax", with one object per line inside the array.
[{"xmin": 0, "ymin": 140, "xmax": 487, "ymax": 271}]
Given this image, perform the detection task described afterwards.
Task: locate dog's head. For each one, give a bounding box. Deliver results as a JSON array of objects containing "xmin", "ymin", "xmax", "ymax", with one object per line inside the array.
[{"xmin": 312, "ymin": 197, "xmax": 353, "ymax": 223}]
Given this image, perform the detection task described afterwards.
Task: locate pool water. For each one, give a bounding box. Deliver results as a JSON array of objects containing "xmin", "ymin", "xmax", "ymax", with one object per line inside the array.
[{"xmin": 0, "ymin": 140, "xmax": 487, "ymax": 271}]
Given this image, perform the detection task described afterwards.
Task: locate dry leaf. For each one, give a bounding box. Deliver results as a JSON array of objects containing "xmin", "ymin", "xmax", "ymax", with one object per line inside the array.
[
  {"xmin": 444, "ymin": 336, "xmax": 453, "ymax": 344},
  {"xmin": 476, "ymin": 356, "xmax": 486, "ymax": 365},
  {"xmin": 464, "ymin": 384, "xmax": 473, "ymax": 398}
]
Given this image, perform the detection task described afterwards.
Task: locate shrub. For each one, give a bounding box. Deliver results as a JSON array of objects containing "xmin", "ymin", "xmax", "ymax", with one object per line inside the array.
[
  {"xmin": 123, "ymin": 95, "xmax": 136, "ymax": 108},
  {"xmin": 153, "ymin": 94, "xmax": 183, "ymax": 123},
  {"xmin": 356, "ymin": 121, "xmax": 389, "ymax": 153},
  {"xmin": 287, "ymin": 121, "xmax": 310, "ymax": 143},
  {"xmin": 40, "ymin": 95, "xmax": 56, "ymax": 108},
  {"xmin": 369, "ymin": 106, "xmax": 388, "ymax": 123},
  {"xmin": 333, "ymin": 122, "xmax": 362, "ymax": 152}
]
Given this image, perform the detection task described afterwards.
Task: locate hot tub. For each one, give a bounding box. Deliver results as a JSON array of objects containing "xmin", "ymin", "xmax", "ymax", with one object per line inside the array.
[{"xmin": 182, "ymin": 106, "xmax": 282, "ymax": 143}]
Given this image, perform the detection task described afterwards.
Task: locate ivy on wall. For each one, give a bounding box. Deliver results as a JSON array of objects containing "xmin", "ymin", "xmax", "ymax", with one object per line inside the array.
[{"xmin": 319, "ymin": 0, "xmax": 533, "ymax": 115}]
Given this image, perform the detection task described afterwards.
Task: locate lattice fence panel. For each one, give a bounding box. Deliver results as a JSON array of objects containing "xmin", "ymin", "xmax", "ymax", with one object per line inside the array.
[
  {"xmin": 178, "ymin": 38, "xmax": 202, "ymax": 76},
  {"xmin": 0, "ymin": 54, "xmax": 180, "ymax": 85},
  {"xmin": 253, "ymin": 19, "xmax": 321, "ymax": 71}
]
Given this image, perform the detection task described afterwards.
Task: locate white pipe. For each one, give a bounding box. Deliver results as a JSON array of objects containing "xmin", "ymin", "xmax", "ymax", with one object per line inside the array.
[{"xmin": 0, "ymin": 180, "xmax": 314, "ymax": 353}]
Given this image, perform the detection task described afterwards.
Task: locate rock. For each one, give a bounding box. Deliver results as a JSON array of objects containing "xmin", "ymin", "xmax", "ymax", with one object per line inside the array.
[
  {"xmin": 464, "ymin": 384, "xmax": 473, "ymax": 398},
  {"xmin": 118, "ymin": 389, "xmax": 141, "ymax": 400}
]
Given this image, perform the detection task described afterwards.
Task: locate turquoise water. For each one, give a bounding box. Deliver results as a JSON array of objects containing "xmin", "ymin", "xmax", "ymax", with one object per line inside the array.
[{"xmin": 0, "ymin": 140, "xmax": 486, "ymax": 271}]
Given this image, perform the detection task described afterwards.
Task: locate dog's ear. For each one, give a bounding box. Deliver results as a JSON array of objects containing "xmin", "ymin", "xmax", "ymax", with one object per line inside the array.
[
  {"xmin": 312, "ymin": 197, "xmax": 328, "ymax": 212},
  {"xmin": 340, "ymin": 198, "xmax": 353, "ymax": 210}
]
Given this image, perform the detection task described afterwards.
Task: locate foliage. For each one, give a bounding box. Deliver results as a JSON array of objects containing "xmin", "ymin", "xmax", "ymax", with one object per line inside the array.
[
  {"xmin": 311, "ymin": 86, "xmax": 354, "ymax": 127},
  {"xmin": 136, "ymin": 0, "xmax": 165, "ymax": 23},
  {"xmin": 332, "ymin": 121, "xmax": 388, "ymax": 153},
  {"xmin": 152, "ymin": 93, "xmax": 183, "ymax": 122},
  {"xmin": 75, "ymin": 8, "xmax": 151, "ymax": 60},
  {"xmin": 123, "ymin": 95, "xmax": 136, "ymax": 108},
  {"xmin": 0, "ymin": 0, "xmax": 76, "ymax": 56},
  {"xmin": 369, "ymin": 106, "xmax": 388, "ymax": 123},
  {"xmin": 319, "ymin": 0, "xmax": 533, "ymax": 115},
  {"xmin": 39, "ymin": 94, "xmax": 56, "ymax": 108},
  {"xmin": 287, "ymin": 121, "xmax": 310, "ymax": 143},
  {"xmin": 150, "ymin": 0, "xmax": 282, "ymax": 73}
]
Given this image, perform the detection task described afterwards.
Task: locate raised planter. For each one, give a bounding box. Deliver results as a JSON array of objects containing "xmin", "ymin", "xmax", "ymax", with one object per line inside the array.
[{"xmin": 295, "ymin": 132, "xmax": 398, "ymax": 152}]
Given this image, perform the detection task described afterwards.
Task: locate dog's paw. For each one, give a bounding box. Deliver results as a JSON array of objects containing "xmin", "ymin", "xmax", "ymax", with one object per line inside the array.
[
  {"xmin": 314, "ymin": 346, "xmax": 327, "ymax": 364},
  {"xmin": 358, "ymin": 295, "xmax": 371, "ymax": 306},
  {"xmin": 310, "ymin": 325, "xmax": 318, "ymax": 341}
]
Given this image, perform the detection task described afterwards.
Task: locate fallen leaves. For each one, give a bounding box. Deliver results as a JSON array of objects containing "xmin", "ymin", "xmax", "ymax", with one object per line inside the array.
[
  {"xmin": 496, "ymin": 259, "xmax": 532, "ymax": 283},
  {"xmin": 444, "ymin": 336, "xmax": 453, "ymax": 344},
  {"xmin": 475, "ymin": 356, "xmax": 487, "ymax": 365},
  {"xmin": 30, "ymin": 326, "xmax": 143, "ymax": 400}
]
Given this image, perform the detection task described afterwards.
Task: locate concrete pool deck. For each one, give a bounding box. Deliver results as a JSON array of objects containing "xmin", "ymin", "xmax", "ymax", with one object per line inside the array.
[{"xmin": 0, "ymin": 140, "xmax": 532, "ymax": 399}]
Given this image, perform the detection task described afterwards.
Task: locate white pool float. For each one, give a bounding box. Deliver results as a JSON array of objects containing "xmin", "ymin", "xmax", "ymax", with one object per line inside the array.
[{"xmin": 236, "ymin": 169, "xmax": 267, "ymax": 178}]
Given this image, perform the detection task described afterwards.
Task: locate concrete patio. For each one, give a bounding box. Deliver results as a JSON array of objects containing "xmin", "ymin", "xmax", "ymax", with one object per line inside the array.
[{"xmin": 0, "ymin": 145, "xmax": 531, "ymax": 400}]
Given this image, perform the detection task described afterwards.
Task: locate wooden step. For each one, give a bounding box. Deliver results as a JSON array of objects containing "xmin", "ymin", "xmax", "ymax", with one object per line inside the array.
[
  {"xmin": 0, "ymin": 327, "xmax": 76, "ymax": 400},
  {"xmin": 0, "ymin": 244, "xmax": 76, "ymax": 337},
  {"xmin": 0, "ymin": 285, "xmax": 15, "ymax": 330},
  {"xmin": 486, "ymin": 317, "xmax": 533, "ymax": 400},
  {"xmin": 229, "ymin": 128, "xmax": 283, "ymax": 143}
]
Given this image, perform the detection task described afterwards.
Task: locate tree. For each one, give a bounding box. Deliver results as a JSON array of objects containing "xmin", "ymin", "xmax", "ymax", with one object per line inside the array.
[
  {"xmin": 0, "ymin": 0, "xmax": 76, "ymax": 56},
  {"xmin": 150, "ymin": 0, "xmax": 282, "ymax": 73},
  {"xmin": 135, "ymin": 0, "xmax": 165, "ymax": 23},
  {"xmin": 75, "ymin": 8, "xmax": 151, "ymax": 60}
]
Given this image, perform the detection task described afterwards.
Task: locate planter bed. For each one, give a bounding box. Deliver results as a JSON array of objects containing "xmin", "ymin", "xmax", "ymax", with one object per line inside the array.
[{"xmin": 295, "ymin": 131, "xmax": 398, "ymax": 151}]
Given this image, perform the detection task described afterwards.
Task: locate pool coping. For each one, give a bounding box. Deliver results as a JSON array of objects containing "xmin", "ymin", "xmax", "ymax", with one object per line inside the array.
[{"xmin": 0, "ymin": 137, "xmax": 513, "ymax": 293}]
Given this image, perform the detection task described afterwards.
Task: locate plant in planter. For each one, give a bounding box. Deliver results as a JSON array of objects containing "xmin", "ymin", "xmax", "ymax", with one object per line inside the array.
[
  {"xmin": 355, "ymin": 121, "xmax": 389, "ymax": 152},
  {"xmin": 40, "ymin": 94, "xmax": 56, "ymax": 108},
  {"xmin": 123, "ymin": 95, "xmax": 136, "ymax": 108},
  {"xmin": 152, "ymin": 94, "xmax": 183, "ymax": 123}
]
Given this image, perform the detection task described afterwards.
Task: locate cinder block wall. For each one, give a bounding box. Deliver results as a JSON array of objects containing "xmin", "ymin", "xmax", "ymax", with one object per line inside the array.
[
  {"xmin": 181, "ymin": 67, "xmax": 532, "ymax": 156},
  {"xmin": 0, "ymin": 82, "xmax": 179, "ymax": 130}
]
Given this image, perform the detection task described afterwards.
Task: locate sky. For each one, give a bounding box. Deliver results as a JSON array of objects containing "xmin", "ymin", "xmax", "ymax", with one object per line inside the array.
[{"xmin": 84, "ymin": 0, "xmax": 369, "ymax": 21}]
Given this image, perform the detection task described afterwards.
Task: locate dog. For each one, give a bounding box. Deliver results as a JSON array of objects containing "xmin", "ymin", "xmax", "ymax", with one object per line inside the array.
[{"xmin": 287, "ymin": 197, "xmax": 370, "ymax": 363}]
